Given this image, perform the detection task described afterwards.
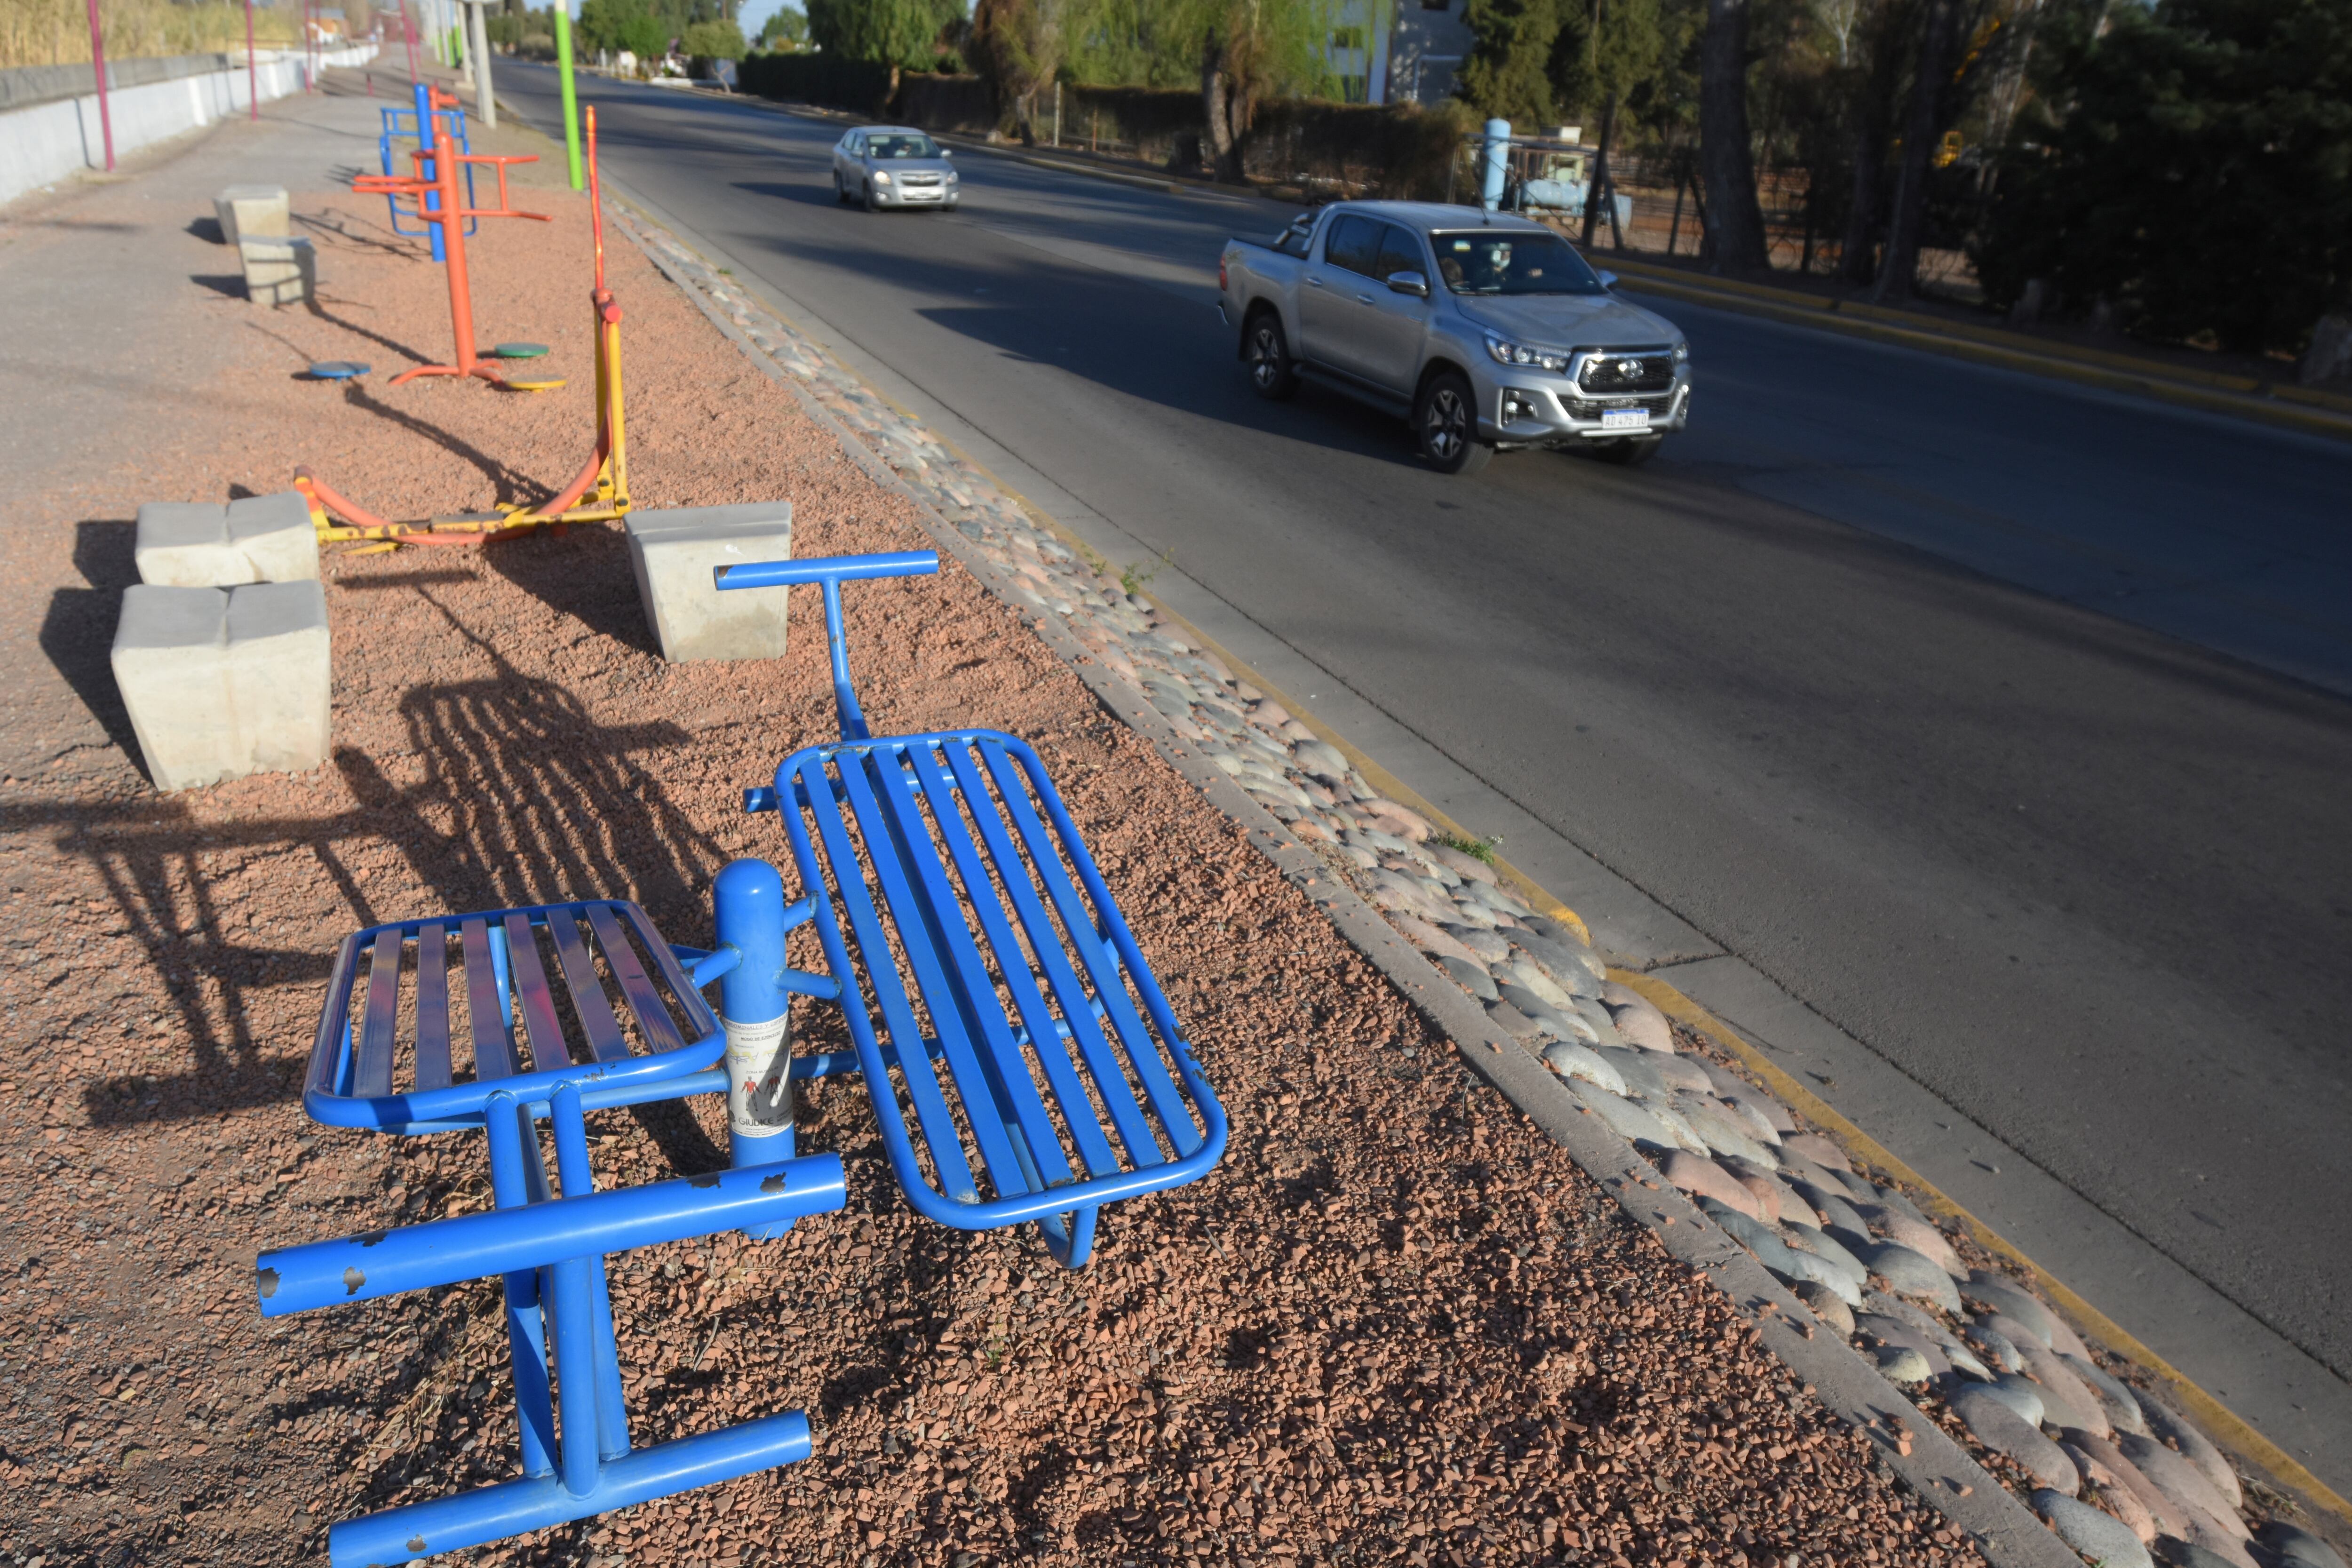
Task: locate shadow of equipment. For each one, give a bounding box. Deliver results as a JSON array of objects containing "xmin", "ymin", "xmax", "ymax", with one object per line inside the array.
[{"xmin": 41, "ymin": 608, "xmax": 726, "ymax": 1167}]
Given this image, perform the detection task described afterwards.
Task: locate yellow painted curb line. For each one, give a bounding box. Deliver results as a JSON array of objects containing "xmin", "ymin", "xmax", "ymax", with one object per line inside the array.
[{"xmin": 1611, "ymin": 966, "xmax": 2352, "ymax": 1535}]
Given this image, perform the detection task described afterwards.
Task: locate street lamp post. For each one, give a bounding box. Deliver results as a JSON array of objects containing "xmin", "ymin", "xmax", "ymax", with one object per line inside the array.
[{"xmin": 85, "ymin": 0, "xmax": 115, "ymax": 172}]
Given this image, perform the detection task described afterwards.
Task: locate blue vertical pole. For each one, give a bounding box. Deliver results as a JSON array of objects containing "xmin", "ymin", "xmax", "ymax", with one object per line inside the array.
[
  {"xmin": 413, "ymin": 80, "xmax": 446, "ymax": 262},
  {"xmin": 549, "ymin": 1082, "xmax": 631, "ymax": 1464},
  {"xmin": 547, "ymin": 1082, "xmax": 604, "ymax": 1498},
  {"xmin": 713, "ymin": 859, "xmax": 796, "ymax": 1238},
  {"xmin": 1481, "ymin": 119, "xmax": 1511, "ymax": 212},
  {"xmin": 484, "ymin": 1091, "xmax": 558, "ymax": 1478}
]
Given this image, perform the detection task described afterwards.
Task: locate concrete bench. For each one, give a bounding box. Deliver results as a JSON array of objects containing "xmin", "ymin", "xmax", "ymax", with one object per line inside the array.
[
  {"xmin": 239, "ymin": 235, "xmax": 315, "ymax": 307},
  {"xmin": 111, "ymin": 581, "xmax": 331, "ymax": 791},
  {"xmin": 213, "ymin": 184, "xmax": 288, "ymax": 250},
  {"xmin": 623, "ymin": 502, "xmax": 793, "ymax": 663},
  {"xmin": 135, "ymin": 491, "xmax": 319, "ymax": 586}
]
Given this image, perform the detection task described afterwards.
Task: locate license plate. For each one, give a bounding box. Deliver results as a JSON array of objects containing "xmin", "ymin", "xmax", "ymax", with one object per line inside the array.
[{"xmin": 1599, "ymin": 408, "xmax": 1650, "ymax": 431}]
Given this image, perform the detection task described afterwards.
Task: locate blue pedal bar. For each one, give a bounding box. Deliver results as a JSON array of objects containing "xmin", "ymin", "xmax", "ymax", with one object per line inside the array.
[
  {"xmin": 327, "ymin": 1410, "xmax": 811, "ymax": 1568},
  {"xmin": 714, "ymin": 550, "xmax": 938, "ymax": 741},
  {"xmin": 254, "ymin": 1154, "xmax": 845, "ymax": 1316}
]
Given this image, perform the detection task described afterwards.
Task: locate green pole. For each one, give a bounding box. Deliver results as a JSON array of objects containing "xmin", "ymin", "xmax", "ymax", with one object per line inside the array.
[{"xmin": 554, "ymin": 2, "xmax": 584, "ymax": 189}]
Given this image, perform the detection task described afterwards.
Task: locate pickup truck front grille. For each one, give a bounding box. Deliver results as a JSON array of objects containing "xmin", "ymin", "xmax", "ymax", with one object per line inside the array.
[
  {"xmin": 1566, "ymin": 390, "xmax": 1678, "ymax": 418},
  {"xmin": 1577, "ymin": 351, "xmax": 1676, "ymax": 394}
]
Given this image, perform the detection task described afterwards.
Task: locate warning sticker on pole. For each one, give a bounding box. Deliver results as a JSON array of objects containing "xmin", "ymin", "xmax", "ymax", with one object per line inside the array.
[{"xmin": 722, "ymin": 1012, "xmax": 791, "ymax": 1135}]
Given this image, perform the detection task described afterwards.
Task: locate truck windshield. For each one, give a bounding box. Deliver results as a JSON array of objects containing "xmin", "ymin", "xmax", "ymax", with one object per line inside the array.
[
  {"xmin": 866, "ymin": 134, "xmax": 939, "ymax": 159},
  {"xmin": 1430, "ymin": 231, "xmax": 1605, "ymax": 296}
]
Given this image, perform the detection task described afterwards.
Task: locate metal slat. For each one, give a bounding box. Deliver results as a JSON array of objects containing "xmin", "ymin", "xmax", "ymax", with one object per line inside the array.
[
  {"xmin": 353, "ymin": 928, "xmax": 403, "ymax": 1099},
  {"xmin": 585, "ymin": 903, "xmax": 685, "ymax": 1054},
  {"xmin": 461, "ymin": 917, "xmax": 521, "ymax": 1080},
  {"xmin": 413, "ymin": 921, "xmax": 454, "ymax": 1091},
  {"xmin": 547, "ymin": 907, "xmax": 631, "ymax": 1065},
  {"xmin": 503, "ymin": 913, "xmax": 570, "ymax": 1073},
  {"xmin": 940, "ymin": 740, "xmax": 1165, "ymax": 1169},
  {"xmin": 976, "ymin": 738, "xmax": 1199, "ymax": 1157},
  {"xmin": 834, "ymin": 749, "xmax": 1033, "ymax": 1197},
  {"xmin": 902, "ymin": 741, "xmax": 1117, "ymax": 1181},
  {"xmin": 796, "ymin": 751, "xmax": 981, "ymax": 1203},
  {"xmin": 865, "ymin": 745, "xmax": 1074, "ymax": 1197}
]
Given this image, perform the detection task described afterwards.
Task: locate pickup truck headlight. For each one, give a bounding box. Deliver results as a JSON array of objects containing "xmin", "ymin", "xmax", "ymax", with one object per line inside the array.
[
  {"xmin": 1673, "ymin": 341, "xmax": 1690, "ymax": 363},
  {"xmin": 873, "ymin": 170, "xmax": 893, "ymax": 185},
  {"xmin": 1484, "ymin": 334, "xmax": 1573, "ymax": 374}
]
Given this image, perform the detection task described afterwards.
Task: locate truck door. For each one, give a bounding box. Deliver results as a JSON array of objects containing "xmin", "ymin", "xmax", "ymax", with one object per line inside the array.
[
  {"xmin": 1353, "ymin": 223, "xmax": 1434, "ymax": 391},
  {"xmin": 1298, "ymin": 214, "xmax": 1380, "ymax": 376}
]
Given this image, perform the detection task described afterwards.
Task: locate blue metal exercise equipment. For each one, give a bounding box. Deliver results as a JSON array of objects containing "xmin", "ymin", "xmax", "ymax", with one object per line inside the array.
[
  {"xmin": 252, "ymin": 552, "xmax": 1226, "ymax": 1565},
  {"xmin": 715, "ymin": 551, "xmax": 1229, "ymax": 1270},
  {"xmin": 379, "ymin": 81, "xmax": 476, "ymax": 259}
]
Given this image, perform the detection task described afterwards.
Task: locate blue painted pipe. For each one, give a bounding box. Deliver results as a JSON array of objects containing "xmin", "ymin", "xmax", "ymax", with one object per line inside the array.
[
  {"xmin": 254, "ymin": 1154, "xmax": 847, "ymax": 1317},
  {"xmin": 1482, "ymin": 119, "xmax": 1511, "ymax": 211},
  {"xmin": 711, "ymin": 553, "xmax": 939, "ymax": 741},
  {"xmin": 415, "ymin": 81, "xmax": 447, "ymax": 262},
  {"xmin": 326, "ymin": 1408, "xmax": 812, "ymax": 1568}
]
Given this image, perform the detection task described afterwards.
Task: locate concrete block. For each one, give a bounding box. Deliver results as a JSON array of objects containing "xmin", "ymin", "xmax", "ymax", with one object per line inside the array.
[
  {"xmin": 111, "ymin": 581, "xmax": 331, "ymax": 791},
  {"xmin": 624, "ymin": 502, "xmax": 794, "ymax": 662},
  {"xmin": 239, "ymin": 234, "xmax": 315, "ymax": 306},
  {"xmin": 214, "ymin": 183, "xmax": 287, "ymax": 250},
  {"xmin": 135, "ymin": 491, "xmax": 319, "ymax": 586}
]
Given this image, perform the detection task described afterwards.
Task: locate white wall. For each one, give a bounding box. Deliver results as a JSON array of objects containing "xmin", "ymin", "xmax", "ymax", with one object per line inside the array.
[{"xmin": 0, "ymin": 44, "xmax": 378, "ymax": 210}]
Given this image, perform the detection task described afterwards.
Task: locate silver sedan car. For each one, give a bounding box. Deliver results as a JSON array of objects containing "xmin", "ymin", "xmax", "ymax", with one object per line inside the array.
[{"xmin": 830, "ymin": 126, "xmax": 960, "ymax": 212}]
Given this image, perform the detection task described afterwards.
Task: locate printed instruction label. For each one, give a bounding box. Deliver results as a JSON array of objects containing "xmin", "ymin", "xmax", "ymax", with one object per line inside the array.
[{"xmin": 722, "ymin": 1012, "xmax": 792, "ymax": 1135}]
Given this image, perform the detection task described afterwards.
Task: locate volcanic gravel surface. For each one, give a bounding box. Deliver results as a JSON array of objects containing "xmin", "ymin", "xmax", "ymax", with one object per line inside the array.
[{"xmin": 0, "ymin": 119, "xmax": 1977, "ymax": 1568}]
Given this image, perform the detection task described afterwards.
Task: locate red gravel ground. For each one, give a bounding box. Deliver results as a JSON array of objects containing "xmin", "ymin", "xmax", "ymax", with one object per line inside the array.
[{"xmin": 0, "ymin": 107, "xmax": 1979, "ymax": 1568}]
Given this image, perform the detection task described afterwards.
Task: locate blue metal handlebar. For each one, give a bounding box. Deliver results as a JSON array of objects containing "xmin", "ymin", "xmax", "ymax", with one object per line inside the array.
[{"xmin": 714, "ymin": 552, "xmax": 940, "ymax": 742}]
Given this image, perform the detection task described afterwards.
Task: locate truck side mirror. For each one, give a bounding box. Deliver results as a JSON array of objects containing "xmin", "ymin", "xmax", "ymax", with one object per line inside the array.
[
  {"xmin": 1386, "ymin": 270, "xmax": 1430, "ymax": 298},
  {"xmin": 1597, "ymin": 270, "xmax": 1619, "ymax": 290}
]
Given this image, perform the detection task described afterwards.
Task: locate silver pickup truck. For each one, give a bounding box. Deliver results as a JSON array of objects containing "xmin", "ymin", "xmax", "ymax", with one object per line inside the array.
[{"xmin": 1218, "ymin": 200, "xmax": 1690, "ymax": 474}]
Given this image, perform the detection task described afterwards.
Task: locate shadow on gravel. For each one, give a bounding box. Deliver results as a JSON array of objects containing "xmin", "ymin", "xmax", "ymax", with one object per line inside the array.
[
  {"xmin": 39, "ymin": 522, "xmax": 146, "ymax": 780},
  {"xmin": 43, "ymin": 588, "xmax": 727, "ymax": 1152},
  {"xmin": 484, "ymin": 517, "xmax": 659, "ymax": 655}
]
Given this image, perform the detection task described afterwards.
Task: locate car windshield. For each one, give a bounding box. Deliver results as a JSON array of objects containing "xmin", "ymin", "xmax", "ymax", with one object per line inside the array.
[
  {"xmin": 1430, "ymin": 231, "xmax": 1605, "ymax": 296},
  {"xmin": 866, "ymin": 134, "xmax": 939, "ymax": 159}
]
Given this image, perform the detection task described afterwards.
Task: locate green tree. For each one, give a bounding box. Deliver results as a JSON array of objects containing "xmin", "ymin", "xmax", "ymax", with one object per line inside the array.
[
  {"xmin": 684, "ymin": 16, "xmax": 748, "ymax": 53},
  {"xmin": 807, "ymin": 0, "xmax": 965, "ymax": 66},
  {"xmin": 1977, "ymin": 0, "xmax": 2352, "ymax": 352},
  {"xmin": 974, "ymin": 0, "xmax": 1067, "ymax": 139},
  {"xmin": 1456, "ymin": 0, "xmax": 1568, "ymax": 127},
  {"xmin": 757, "ymin": 4, "xmax": 810, "ymax": 45}
]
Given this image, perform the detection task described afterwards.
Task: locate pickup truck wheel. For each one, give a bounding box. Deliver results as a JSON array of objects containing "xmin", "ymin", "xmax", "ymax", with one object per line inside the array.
[
  {"xmin": 1244, "ymin": 311, "xmax": 1299, "ymax": 400},
  {"xmin": 1595, "ymin": 434, "xmax": 1664, "ymax": 467},
  {"xmin": 1415, "ymin": 371, "xmax": 1492, "ymax": 475}
]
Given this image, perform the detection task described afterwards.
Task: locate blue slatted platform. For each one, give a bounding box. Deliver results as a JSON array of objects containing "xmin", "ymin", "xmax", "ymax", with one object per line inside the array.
[{"xmin": 721, "ymin": 552, "xmax": 1228, "ymax": 1268}]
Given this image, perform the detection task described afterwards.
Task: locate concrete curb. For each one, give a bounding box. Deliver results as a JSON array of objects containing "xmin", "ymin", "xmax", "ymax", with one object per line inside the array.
[
  {"xmin": 612, "ymin": 184, "xmax": 2081, "ymax": 1568},
  {"xmin": 1617, "ymin": 969, "xmax": 2352, "ymax": 1535}
]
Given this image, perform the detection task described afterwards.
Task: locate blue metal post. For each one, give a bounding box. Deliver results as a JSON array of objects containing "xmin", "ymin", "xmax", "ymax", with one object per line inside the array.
[
  {"xmin": 1481, "ymin": 119, "xmax": 1511, "ymax": 212},
  {"xmin": 414, "ymin": 80, "xmax": 446, "ymax": 261},
  {"xmin": 548, "ymin": 1083, "xmax": 632, "ymax": 1464},
  {"xmin": 714, "ymin": 859, "xmax": 796, "ymax": 1239},
  {"xmin": 484, "ymin": 1091, "xmax": 558, "ymax": 1478}
]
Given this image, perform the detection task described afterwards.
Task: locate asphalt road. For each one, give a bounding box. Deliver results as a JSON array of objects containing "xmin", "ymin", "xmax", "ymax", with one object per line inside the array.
[{"xmin": 499, "ymin": 68, "xmax": 2352, "ymax": 1476}]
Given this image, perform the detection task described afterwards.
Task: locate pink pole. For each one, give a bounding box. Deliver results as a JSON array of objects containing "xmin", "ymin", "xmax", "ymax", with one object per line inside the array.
[
  {"xmin": 402, "ymin": 0, "xmax": 418, "ymax": 82},
  {"xmin": 244, "ymin": 0, "xmax": 258, "ymax": 119},
  {"xmin": 85, "ymin": 0, "xmax": 115, "ymax": 172}
]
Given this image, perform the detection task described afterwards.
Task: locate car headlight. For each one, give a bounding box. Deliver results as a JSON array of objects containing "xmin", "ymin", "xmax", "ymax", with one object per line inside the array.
[
  {"xmin": 1673, "ymin": 341, "xmax": 1690, "ymax": 363},
  {"xmin": 1483, "ymin": 333, "xmax": 1573, "ymax": 373},
  {"xmin": 873, "ymin": 170, "xmax": 893, "ymax": 185},
  {"xmin": 945, "ymin": 171, "xmax": 958, "ymax": 183}
]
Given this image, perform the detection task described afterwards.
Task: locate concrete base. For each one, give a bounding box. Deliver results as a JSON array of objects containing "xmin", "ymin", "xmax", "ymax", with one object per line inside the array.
[
  {"xmin": 239, "ymin": 235, "xmax": 314, "ymax": 306},
  {"xmin": 624, "ymin": 503, "xmax": 794, "ymax": 662},
  {"xmin": 215, "ymin": 184, "xmax": 288, "ymax": 251},
  {"xmin": 111, "ymin": 582, "xmax": 332, "ymax": 792},
  {"xmin": 135, "ymin": 491, "xmax": 320, "ymax": 586}
]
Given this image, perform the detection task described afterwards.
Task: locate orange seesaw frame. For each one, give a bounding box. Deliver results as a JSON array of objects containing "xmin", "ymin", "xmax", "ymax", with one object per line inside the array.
[{"xmin": 298, "ymin": 105, "xmax": 629, "ymax": 549}]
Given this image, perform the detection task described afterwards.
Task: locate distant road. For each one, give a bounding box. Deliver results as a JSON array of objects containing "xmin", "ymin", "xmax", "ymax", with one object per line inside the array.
[{"xmin": 498, "ymin": 65, "xmax": 2352, "ymax": 1481}]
